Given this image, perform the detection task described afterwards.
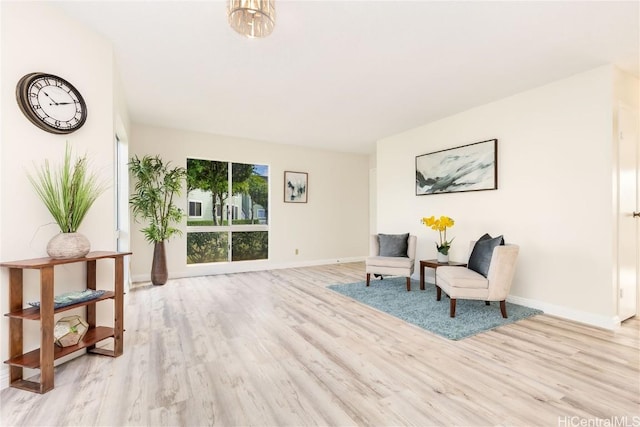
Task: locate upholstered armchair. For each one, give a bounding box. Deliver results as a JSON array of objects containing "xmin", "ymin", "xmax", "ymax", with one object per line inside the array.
[
  {"xmin": 366, "ymin": 233, "xmax": 417, "ymax": 291},
  {"xmin": 435, "ymin": 238, "xmax": 519, "ymax": 318}
]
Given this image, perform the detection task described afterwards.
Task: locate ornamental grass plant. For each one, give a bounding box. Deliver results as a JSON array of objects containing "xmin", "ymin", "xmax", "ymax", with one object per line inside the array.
[{"xmin": 27, "ymin": 144, "xmax": 107, "ymax": 233}]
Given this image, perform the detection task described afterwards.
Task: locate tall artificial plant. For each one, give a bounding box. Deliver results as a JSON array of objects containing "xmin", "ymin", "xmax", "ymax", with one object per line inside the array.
[
  {"xmin": 128, "ymin": 155, "xmax": 187, "ymax": 243},
  {"xmin": 28, "ymin": 143, "xmax": 107, "ymax": 233}
]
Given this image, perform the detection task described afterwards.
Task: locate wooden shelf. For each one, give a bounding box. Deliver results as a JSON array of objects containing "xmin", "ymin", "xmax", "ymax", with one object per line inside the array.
[
  {"xmin": 1, "ymin": 251, "xmax": 130, "ymax": 393},
  {"xmin": 8, "ymin": 378, "xmax": 44, "ymax": 394},
  {"xmin": 0, "ymin": 251, "xmax": 132, "ymax": 269},
  {"xmin": 4, "ymin": 291, "xmax": 115, "ymax": 320},
  {"xmin": 4, "ymin": 326, "xmax": 115, "ymax": 369}
]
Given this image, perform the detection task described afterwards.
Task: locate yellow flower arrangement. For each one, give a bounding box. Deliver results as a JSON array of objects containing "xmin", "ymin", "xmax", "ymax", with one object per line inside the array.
[{"xmin": 421, "ymin": 215, "xmax": 455, "ymax": 255}]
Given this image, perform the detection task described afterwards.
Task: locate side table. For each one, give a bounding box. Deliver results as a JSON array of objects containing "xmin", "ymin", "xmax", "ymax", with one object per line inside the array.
[{"xmin": 419, "ymin": 259, "xmax": 467, "ymax": 290}]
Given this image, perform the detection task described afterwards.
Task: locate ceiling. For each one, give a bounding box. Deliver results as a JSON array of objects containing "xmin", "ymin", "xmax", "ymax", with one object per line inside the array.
[{"xmin": 55, "ymin": 1, "xmax": 639, "ymax": 154}]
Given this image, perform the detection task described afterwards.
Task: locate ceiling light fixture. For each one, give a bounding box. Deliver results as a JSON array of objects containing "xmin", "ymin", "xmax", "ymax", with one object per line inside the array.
[{"xmin": 228, "ymin": 0, "xmax": 275, "ymax": 38}]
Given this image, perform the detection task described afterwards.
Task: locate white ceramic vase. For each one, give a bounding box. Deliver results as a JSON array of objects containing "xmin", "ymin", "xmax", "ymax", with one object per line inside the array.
[
  {"xmin": 436, "ymin": 251, "xmax": 449, "ymax": 263},
  {"xmin": 47, "ymin": 232, "xmax": 91, "ymax": 259}
]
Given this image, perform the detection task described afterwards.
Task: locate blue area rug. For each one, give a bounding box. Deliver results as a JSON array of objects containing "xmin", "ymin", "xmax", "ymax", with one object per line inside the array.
[{"xmin": 328, "ymin": 277, "xmax": 542, "ymax": 340}]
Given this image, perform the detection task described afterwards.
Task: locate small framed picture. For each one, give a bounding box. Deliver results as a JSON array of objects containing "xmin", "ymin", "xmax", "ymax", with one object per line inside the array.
[{"xmin": 284, "ymin": 171, "xmax": 308, "ymax": 203}]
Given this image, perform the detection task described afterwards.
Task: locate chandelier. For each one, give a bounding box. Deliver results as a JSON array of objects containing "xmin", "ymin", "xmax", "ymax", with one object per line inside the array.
[{"xmin": 228, "ymin": 0, "xmax": 276, "ymax": 38}]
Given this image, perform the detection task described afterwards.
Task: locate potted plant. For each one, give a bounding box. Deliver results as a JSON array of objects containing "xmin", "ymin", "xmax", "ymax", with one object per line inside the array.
[
  {"xmin": 128, "ymin": 155, "xmax": 186, "ymax": 285},
  {"xmin": 421, "ymin": 215, "xmax": 455, "ymax": 263},
  {"xmin": 28, "ymin": 144, "xmax": 107, "ymax": 259}
]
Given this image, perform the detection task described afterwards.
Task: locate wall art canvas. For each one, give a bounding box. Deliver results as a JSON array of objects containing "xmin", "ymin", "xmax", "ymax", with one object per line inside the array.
[
  {"xmin": 416, "ymin": 139, "xmax": 498, "ymax": 195},
  {"xmin": 284, "ymin": 171, "xmax": 308, "ymax": 203}
]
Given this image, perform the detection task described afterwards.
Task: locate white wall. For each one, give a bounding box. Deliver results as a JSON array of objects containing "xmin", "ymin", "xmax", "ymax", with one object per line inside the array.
[
  {"xmin": 612, "ymin": 68, "xmax": 640, "ymax": 318},
  {"xmin": 1, "ymin": 2, "xmax": 122, "ymax": 387},
  {"xmin": 129, "ymin": 124, "xmax": 370, "ymax": 281},
  {"xmin": 377, "ymin": 66, "xmax": 626, "ymax": 328}
]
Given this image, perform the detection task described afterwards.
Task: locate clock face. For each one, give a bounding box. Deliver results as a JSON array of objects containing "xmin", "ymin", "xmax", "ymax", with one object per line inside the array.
[{"xmin": 16, "ymin": 73, "xmax": 87, "ymax": 134}]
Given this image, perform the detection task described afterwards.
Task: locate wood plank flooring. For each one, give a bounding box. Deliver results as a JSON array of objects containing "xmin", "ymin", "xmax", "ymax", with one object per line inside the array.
[{"xmin": 1, "ymin": 262, "xmax": 638, "ymax": 426}]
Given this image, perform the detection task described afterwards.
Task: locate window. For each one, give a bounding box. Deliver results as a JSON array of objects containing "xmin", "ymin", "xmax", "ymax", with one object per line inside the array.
[
  {"xmin": 186, "ymin": 159, "xmax": 269, "ymax": 264},
  {"xmin": 188, "ymin": 200, "xmax": 202, "ymax": 218}
]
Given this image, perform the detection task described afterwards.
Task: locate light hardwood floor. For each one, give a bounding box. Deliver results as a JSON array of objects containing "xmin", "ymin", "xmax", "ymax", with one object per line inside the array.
[{"xmin": 1, "ymin": 262, "xmax": 639, "ymax": 426}]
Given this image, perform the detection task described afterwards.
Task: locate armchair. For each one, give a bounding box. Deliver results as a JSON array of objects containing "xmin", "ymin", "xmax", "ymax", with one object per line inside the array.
[
  {"xmin": 366, "ymin": 234, "xmax": 417, "ymax": 291},
  {"xmin": 435, "ymin": 241, "xmax": 519, "ymax": 317}
]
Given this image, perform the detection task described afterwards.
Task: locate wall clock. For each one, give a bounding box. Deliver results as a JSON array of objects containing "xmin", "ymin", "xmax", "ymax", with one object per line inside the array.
[{"xmin": 16, "ymin": 72, "xmax": 87, "ymax": 134}]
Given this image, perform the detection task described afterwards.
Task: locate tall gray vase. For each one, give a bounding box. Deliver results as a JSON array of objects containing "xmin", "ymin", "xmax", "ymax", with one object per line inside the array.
[{"xmin": 151, "ymin": 241, "xmax": 168, "ymax": 286}]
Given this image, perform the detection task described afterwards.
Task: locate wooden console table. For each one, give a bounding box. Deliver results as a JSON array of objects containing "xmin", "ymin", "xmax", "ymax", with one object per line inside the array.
[
  {"xmin": 419, "ymin": 259, "xmax": 467, "ymax": 290},
  {"xmin": 1, "ymin": 251, "xmax": 131, "ymax": 393}
]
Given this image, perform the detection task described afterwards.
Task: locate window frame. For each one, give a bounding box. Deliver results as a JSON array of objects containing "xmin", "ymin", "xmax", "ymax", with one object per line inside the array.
[{"xmin": 186, "ymin": 158, "xmax": 269, "ymax": 264}]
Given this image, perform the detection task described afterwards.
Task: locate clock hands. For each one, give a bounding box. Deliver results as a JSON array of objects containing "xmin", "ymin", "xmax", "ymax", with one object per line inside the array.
[
  {"xmin": 42, "ymin": 89, "xmax": 77, "ymax": 106},
  {"xmin": 42, "ymin": 90, "xmax": 59, "ymax": 106}
]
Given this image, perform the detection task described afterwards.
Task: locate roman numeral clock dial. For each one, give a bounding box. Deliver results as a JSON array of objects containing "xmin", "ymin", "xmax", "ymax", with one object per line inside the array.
[{"xmin": 16, "ymin": 73, "xmax": 87, "ymax": 134}]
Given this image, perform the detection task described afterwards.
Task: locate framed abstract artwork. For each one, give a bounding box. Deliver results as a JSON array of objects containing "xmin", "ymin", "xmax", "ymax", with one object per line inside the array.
[
  {"xmin": 284, "ymin": 171, "xmax": 308, "ymax": 203},
  {"xmin": 415, "ymin": 139, "xmax": 498, "ymax": 195}
]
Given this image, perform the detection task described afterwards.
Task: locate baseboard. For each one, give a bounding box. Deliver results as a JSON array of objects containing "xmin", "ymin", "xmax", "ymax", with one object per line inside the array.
[
  {"xmin": 507, "ymin": 294, "xmax": 621, "ymax": 330},
  {"xmin": 131, "ymin": 256, "xmax": 366, "ymax": 284}
]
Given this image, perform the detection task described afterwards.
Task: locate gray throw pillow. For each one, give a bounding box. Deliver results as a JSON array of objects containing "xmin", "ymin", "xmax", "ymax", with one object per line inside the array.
[
  {"xmin": 468, "ymin": 234, "xmax": 504, "ymax": 277},
  {"xmin": 378, "ymin": 233, "xmax": 409, "ymax": 257}
]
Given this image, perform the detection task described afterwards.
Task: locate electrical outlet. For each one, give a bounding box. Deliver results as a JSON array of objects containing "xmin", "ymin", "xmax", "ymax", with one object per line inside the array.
[{"xmin": 295, "ymin": 249, "xmax": 299, "ymax": 255}]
